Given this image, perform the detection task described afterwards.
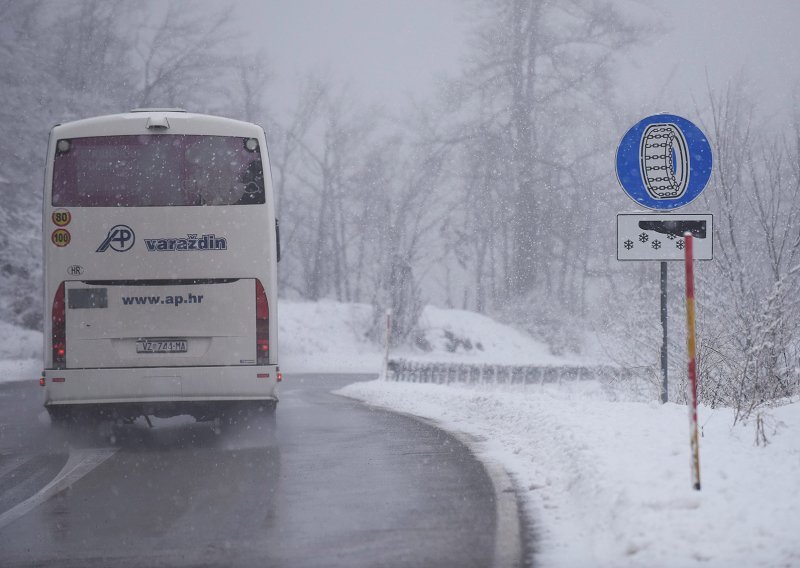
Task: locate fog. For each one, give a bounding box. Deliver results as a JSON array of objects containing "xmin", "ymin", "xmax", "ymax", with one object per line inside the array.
[
  {"xmin": 249, "ymin": 0, "xmax": 800, "ymax": 120},
  {"xmin": 246, "ymin": 0, "xmax": 467, "ymax": 112},
  {"xmin": 1, "ymin": 3, "xmax": 800, "ymax": 565},
  {"xmin": 1, "ymin": 0, "xmax": 799, "ymax": 414}
]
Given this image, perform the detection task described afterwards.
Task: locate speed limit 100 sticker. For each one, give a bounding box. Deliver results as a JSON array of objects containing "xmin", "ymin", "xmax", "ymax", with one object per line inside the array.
[
  {"xmin": 51, "ymin": 229, "xmax": 71, "ymax": 247},
  {"xmin": 52, "ymin": 209, "xmax": 72, "ymax": 227}
]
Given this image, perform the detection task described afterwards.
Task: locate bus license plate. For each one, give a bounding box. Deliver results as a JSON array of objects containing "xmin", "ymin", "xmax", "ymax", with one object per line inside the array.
[{"xmin": 136, "ymin": 339, "xmax": 188, "ymax": 354}]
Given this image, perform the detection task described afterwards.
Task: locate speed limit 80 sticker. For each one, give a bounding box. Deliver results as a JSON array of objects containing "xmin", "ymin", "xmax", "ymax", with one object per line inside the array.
[
  {"xmin": 52, "ymin": 209, "xmax": 72, "ymax": 227},
  {"xmin": 51, "ymin": 229, "xmax": 71, "ymax": 247}
]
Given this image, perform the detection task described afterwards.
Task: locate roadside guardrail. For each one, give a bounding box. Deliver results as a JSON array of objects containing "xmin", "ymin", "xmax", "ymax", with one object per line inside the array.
[{"xmin": 386, "ymin": 359, "xmax": 638, "ymax": 386}]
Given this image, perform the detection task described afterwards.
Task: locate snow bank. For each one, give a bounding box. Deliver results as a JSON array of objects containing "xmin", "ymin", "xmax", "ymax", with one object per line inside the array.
[
  {"xmin": 401, "ymin": 305, "xmax": 582, "ymax": 366},
  {"xmin": 278, "ymin": 300, "xmax": 575, "ymax": 373},
  {"xmin": 337, "ymin": 379, "xmax": 800, "ymax": 568},
  {"xmin": 278, "ymin": 300, "xmax": 382, "ymax": 373},
  {"xmin": 0, "ymin": 321, "xmax": 42, "ymax": 383}
]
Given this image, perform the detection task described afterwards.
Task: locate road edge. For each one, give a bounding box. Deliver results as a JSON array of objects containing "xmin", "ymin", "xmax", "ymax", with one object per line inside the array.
[
  {"xmin": 336, "ymin": 391, "xmax": 524, "ymax": 568},
  {"xmin": 415, "ymin": 416, "xmax": 524, "ymax": 568}
]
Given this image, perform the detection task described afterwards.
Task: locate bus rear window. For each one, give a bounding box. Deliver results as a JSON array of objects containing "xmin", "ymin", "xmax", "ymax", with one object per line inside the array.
[{"xmin": 52, "ymin": 134, "xmax": 265, "ymax": 207}]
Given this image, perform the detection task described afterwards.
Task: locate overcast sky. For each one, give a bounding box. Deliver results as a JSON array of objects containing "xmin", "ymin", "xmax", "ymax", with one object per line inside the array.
[
  {"xmin": 243, "ymin": 0, "xmax": 800, "ymax": 125},
  {"xmin": 245, "ymin": 0, "xmax": 465, "ymax": 112},
  {"xmin": 617, "ymin": 0, "xmax": 800, "ymax": 123}
]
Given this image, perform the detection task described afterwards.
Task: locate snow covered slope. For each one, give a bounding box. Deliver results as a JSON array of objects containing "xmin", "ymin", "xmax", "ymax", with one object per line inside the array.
[
  {"xmin": 277, "ymin": 300, "xmax": 380, "ymax": 373},
  {"xmin": 278, "ymin": 300, "xmax": 580, "ymax": 373}
]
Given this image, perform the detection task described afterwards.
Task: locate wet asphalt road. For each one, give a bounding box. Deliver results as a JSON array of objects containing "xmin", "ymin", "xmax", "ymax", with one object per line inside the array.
[{"xmin": 0, "ymin": 374, "xmax": 502, "ymax": 567}]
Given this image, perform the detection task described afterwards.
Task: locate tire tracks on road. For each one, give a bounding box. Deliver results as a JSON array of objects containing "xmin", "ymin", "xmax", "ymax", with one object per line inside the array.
[{"xmin": 0, "ymin": 447, "xmax": 117, "ymax": 530}]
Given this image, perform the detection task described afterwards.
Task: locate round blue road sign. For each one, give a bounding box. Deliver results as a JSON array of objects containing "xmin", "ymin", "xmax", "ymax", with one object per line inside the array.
[{"xmin": 615, "ymin": 114, "xmax": 712, "ymax": 210}]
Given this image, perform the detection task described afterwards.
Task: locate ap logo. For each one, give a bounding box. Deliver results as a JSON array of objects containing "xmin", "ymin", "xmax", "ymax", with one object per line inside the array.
[{"xmin": 96, "ymin": 225, "xmax": 135, "ymax": 252}]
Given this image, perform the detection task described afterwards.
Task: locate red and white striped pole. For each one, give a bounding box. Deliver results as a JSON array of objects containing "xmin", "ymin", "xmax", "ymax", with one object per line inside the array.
[{"xmin": 684, "ymin": 233, "xmax": 701, "ymax": 491}]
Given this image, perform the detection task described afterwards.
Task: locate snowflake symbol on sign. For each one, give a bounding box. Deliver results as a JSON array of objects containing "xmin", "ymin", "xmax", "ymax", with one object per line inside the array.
[
  {"xmin": 676, "ymin": 240, "xmax": 685, "ymax": 250},
  {"xmin": 667, "ymin": 233, "xmax": 677, "ymax": 240},
  {"xmin": 639, "ymin": 232, "xmax": 649, "ymax": 243},
  {"xmin": 624, "ymin": 239, "xmax": 634, "ymax": 250},
  {"xmin": 652, "ymin": 240, "xmax": 662, "ymax": 250}
]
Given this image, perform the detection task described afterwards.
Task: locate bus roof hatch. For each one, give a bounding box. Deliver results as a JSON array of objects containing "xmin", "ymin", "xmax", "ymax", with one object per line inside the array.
[{"xmin": 145, "ymin": 114, "xmax": 170, "ymax": 130}]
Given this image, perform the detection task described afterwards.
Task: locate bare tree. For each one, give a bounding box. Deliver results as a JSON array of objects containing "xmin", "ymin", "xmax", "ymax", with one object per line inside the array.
[
  {"xmin": 131, "ymin": 0, "xmax": 238, "ymax": 110},
  {"xmin": 367, "ymin": 136, "xmax": 452, "ymax": 346},
  {"xmin": 0, "ymin": 1, "xmax": 57, "ymax": 329},
  {"xmin": 271, "ymin": 78, "xmax": 384, "ymax": 302},
  {"xmin": 233, "ymin": 50, "xmax": 271, "ymax": 124},
  {"xmin": 454, "ymin": 0, "xmax": 644, "ymax": 299},
  {"xmin": 695, "ymin": 81, "xmax": 800, "ymax": 418},
  {"xmin": 42, "ymin": 0, "xmax": 134, "ymax": 113},
  {"xmin": 267, "ymin": 77, "xmax": 327, "ymax": 296}
]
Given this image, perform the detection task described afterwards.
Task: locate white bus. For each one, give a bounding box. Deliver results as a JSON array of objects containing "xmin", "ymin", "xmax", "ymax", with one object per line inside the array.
[{"xmin": 41, "ymin": 109, "xmax": 280, "ymax": 425}]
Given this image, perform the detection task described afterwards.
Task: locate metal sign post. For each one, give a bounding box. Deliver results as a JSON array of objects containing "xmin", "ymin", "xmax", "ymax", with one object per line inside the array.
[{"xmin": 660, "ymin": 262, "xmax": 668, "ymax": 403}]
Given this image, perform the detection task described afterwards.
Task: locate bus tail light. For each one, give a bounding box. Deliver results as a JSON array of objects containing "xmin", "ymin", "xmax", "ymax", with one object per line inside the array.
[
  {"xmin": 255, "ymin": 279, "xmax": 269, "ymax": 365},
  {"xmin": 52, "ymin": 282, "xmax": 66, "ymax": 369}
]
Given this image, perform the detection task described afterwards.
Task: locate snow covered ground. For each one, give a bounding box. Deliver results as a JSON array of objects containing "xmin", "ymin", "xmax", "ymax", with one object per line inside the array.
[
  {"xmin": 0, "ymin": 320, "xmax": 42, "ymax": 384},
  {"xmin": 2, "ymin": 300, "xmax": 798, "ymax": 567},
  {"xmin": 278, "ymin": 299, "xmax": 587, "ymax": 372},
  {"xmin": 339, "ymin": 380, "xmax": 800, "ymax": 568}
]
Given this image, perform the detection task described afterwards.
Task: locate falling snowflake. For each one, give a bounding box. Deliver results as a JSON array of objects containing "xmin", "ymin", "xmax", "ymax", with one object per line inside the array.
[
  {"xmin": 624, "ymin": 239, "xmax": 634, "ymax": 250},
  {"xmin": 676, "ymin": 240, "xmax": 685, "ymax": 250},
  {"xmin": 652, "ymin": 240, "xmax": 661, "ymax": 250},
  {"xmin": 639, "ymin": 233, "xmax": 649, "ymax": 243}
]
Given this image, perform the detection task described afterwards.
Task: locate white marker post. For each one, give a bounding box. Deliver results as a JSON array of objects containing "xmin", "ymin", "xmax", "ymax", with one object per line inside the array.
[
  {"xmin": 382, "ymin": 309, "xmax": 392, "ymax": 380},
  {"xmin": 684, "ymin": 233, "xmax": 701, "ymax": 491}
]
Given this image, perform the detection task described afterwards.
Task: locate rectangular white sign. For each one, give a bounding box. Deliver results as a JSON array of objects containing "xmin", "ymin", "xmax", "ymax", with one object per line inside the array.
[{"xmin": 617, "ymin": 213, "xmax": 713, "ymax": 261}]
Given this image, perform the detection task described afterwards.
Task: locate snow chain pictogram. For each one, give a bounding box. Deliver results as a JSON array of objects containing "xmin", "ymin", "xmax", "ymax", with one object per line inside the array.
[{"xmin": 640, "ymin": 123, "xmax": 689, "ymax": 200}]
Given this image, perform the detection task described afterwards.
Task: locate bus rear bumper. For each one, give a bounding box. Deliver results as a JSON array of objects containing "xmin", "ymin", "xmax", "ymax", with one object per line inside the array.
[{"xmin": 43, "ymin": 365, "xmax": 279, "ymax": 409}]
